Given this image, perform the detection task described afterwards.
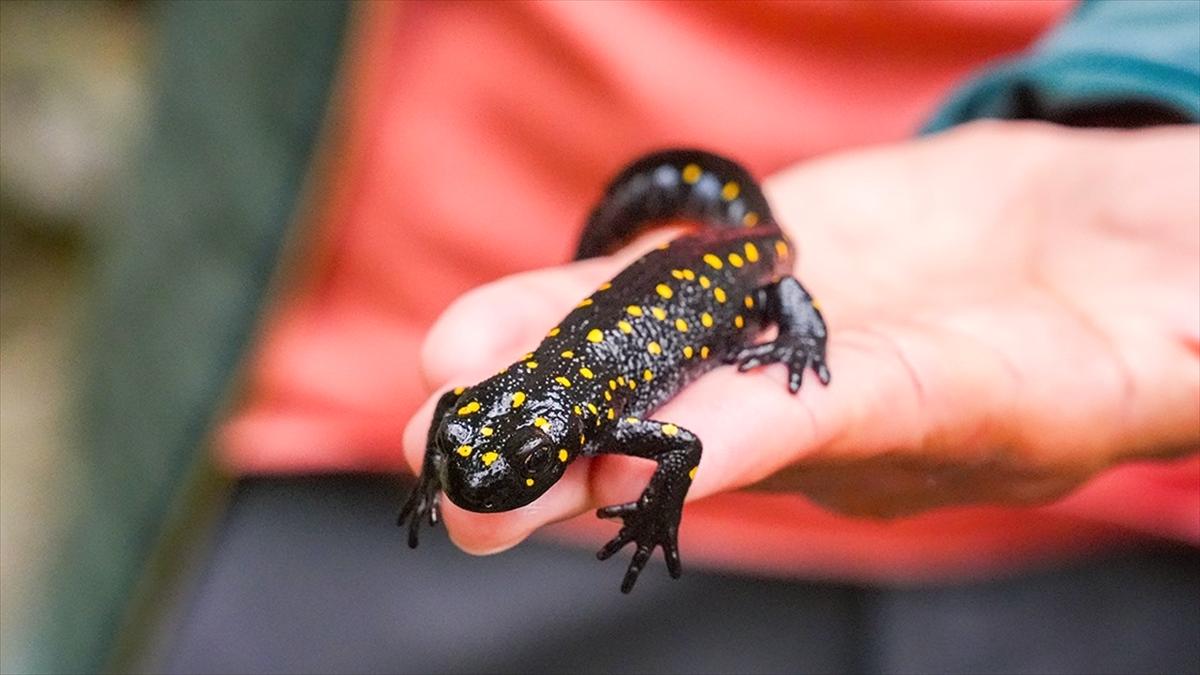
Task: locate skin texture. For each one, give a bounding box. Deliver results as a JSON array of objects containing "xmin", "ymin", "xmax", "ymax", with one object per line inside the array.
[
  {"xmin": 403, "ymin": 121, "xmax": 1200, "ymax": 560},
  {"xmin": 399, "ymin": 150, "xmax": 831, "ymax": 591}
]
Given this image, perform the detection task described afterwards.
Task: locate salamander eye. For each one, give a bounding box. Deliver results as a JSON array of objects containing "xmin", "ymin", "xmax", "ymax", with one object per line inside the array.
[
  {"xmin": 438, "ymin": 421, "xmax": 467, "ymax": 450},
  {"xmin": 523, "ymin": 445, "xmax": 554, "ymax": 474}
]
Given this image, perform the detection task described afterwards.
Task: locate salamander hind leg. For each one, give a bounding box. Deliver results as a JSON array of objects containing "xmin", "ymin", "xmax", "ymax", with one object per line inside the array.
[
  {"xmin": 735, "ymin": 276, "xmax": 831, "ymax": 393},
  {"xmin": 397, "ymin": 388, "xmax": 460, "ymax": 547},
  {"xmin": 593, "ymin": 417, "xmax": 702, "ymax": 593}
]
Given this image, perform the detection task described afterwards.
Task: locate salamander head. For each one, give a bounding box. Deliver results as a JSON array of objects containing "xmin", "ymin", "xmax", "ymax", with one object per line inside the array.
[{"xmin": 436, "ymin": 380, "xmax": 579, "ymax": 513}]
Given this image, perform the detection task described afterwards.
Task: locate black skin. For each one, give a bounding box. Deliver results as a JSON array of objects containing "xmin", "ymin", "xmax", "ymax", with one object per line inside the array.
[{"xmin": 399, "ymin": 148, "xmax": 831, "ymax": 592}]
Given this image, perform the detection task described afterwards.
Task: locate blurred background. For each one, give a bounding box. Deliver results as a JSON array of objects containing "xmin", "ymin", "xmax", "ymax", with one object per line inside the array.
[
  {"xmin": 2, "ymin": 2, "xmax": 1197, "ymax": 674},
  {"xmin": 1, "ymin": 0, "xmax": 150, "ymax": 669},
  {"xmin": 3, "ymin": 2, "xmax": 349, "ymax": 671}
]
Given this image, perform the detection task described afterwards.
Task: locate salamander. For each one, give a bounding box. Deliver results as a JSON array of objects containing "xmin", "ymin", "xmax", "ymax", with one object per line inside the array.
[{"xmin": 398, "ymin": 149, "xmax": 831, "ymax": 593}]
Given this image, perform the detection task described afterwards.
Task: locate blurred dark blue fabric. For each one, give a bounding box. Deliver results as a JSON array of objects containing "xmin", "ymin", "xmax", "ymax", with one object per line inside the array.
[{"xmin": 153, "ymin": 476, "xmax": 1200, "ymax": 675}]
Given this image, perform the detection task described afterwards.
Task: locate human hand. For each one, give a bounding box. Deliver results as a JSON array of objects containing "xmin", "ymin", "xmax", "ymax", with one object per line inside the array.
[{"xmin": 403, "ymin": 121, "xmax": 1199, "ymax": 555}]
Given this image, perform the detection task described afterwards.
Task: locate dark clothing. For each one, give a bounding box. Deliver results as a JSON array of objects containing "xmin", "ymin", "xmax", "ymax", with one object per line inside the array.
[{"xmin": 149, "ymin": 476, "xmax": 1200, "ymax": 675}]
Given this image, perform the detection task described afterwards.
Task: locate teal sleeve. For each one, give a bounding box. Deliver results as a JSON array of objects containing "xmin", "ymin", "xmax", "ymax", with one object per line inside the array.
[{"xmin": 924, "ymin": 0, "xmax": 1200, "ymax": 132}]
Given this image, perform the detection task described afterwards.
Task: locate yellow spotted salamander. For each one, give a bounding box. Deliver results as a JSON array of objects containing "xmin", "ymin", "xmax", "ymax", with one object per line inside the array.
[{"xmin": 399, "ymin": 149, "xmax": 830, "ymax": 593}]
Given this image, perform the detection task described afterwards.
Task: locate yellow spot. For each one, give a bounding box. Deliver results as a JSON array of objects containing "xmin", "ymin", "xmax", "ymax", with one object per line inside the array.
[
  {"xmin": 656, "ymin": 241, "xmax": 671, "ymax": 250},
  {"xmin": 616, "ymin": 376, "xmax": 626, "ymax": 386},
  {"xmin": 555, "ymin": 376, "xmax": 572, "ymax": 388},
  {"xmin": 625, "ymin": 417, "xmax": 640, "ymax": 424},
  {"xmin": 775, "ymin": 240, "xmax": 789, "ymax": 256},
  {"xmin": 579, "ymin": 367, "xmax": 595, "ymax": 379},
  {"xmin": 558, "ymin": 449, "xmax": 568, "ymax": 462},
  {"xmin": 626, "ymin": 305, "xmax": 643, "ymax": 317},
  {"xmin": 512, "ymin": 392, "xmax": 526, "ymax": 408},
  {"xmin": 453, "ymin": 386, "xmax": 465, "ymax": 396},
  {"xmin": 670, "ymin": 269, "xmax": 686, "ymax": 280},
  {"xmin": 689, "ymin": 466, "xmax": 698, "ymax": 480},
  {"xmin": 573, "ymin": 405, "xmax": 582, "ymax": 415},
  {"xmin": 603, "ymin": 390, "xmax": 612, "ymax": 401},
  {"xmin": 481, "ymin": 451, "xmax": 499, "ymax": 467},
  {"xmin": 647, "ymin": 341, "xmax": 662, "ymax": 355},
  {"xmin": 587, "ymin": 402, "xmax": 598, "ymax": 416},
  {"xmin": 656, "ymin": 283, "xmax": 673, "ymax": 299},
  {"xmin": 662, "ymin": 423, "xmax": 679, "ymax": 436},
  {"xmin": 587, "ymin": 329, "xmax": 603, "ymax": 343},
  {"xmin": 561, "ymin": 350, "xmax": 574, "ymax": 359},
  {"xmin": 812, "ymin": 297, "xmax": 822, "ymax": 311},
  {"xmin": 525, "ymin": 361, "xmax": 538, "ymax": 369},
  {"xmin": 617, "ymin": 320, "xmax": 633, "ymax": 334},
  {"xmin": 743, "ymin": 211, "xmax": 759, "ymax": 227},
  {"xmin": 597, "ymin": 281, "xmax": 612, "ymax": 291},
  {"xmin": 744, "ymin": 242, "xmax": 759, "ymax": 262},
  {"xmin": 534, "ymin": 417, "xmax": 550, "ymax": 430},
  {"xmin": 608, "ymin": 379, "xmax": 617, "ymax": 390},
  {"xmin": 578, "ymin": 298, "xmax": 593, "ymax": 308},
  {"xmin": 683, "ymin": 345, "xmax": 694, "ymax": 359},
  {"xmin": 525, "ymin": 478, "xmax": 535, "ymax": 487},
  {"xmin": 698, "ymin": 275, "xmax": 711, "ymax": 289},
  {"xmin": 547, "ymin": 327, "xmax": 560, "ymax": 337},
  {"xmin": 457, "ymin": 401, "xmax": 480, "ymax": 416},
  {"xmin": 606, "ymin": 408, "xmax": 615, "ymax": 420},
  {"xmin": 481, "ymin": 427, "xmax": 493, "ymax": 437},
  {"xmin": 744, "ymin": 295, "xmax": 755, "ymax": 309},
  {"xmin": 703, "ymin": 253, "xmax": 724, "ymax": 270},
  {"xmin": 682, "ymin": 269, "xmax": 695, "ymax": 281},
  {"xmin": 734, "ymin": 315, "xmax": 745, "ymax": 329},
  {"xmin": 701, "ymin": 345, "xmax": 711, "ymax": 359},
  {"xmin": 580, "ymin": 433, "xmax": 586, "ymax": 444},
  {"xmin": 629, "ymin": 380, "xmax": 637, "ymax": 390},
  {"xmin": 523, "ymin": 352, "xmax": 534, "ymax": 360},
  {"xmin": 643, "ymin": 369, "xmax": 654, "ymax": 381},
  {"xmin": 721, "ymin": 181, "xmax": 740, "ymax": 201},
  {"xmin": 675, "ymin": 318, "xmax": 688, "ymax": 333},
  {"xmin": 700, "ymin": 312, "xmax": 713, "ymax": 328},
  {"xmin": 456, "ymin": 445, "xmax": 472, "ymax": 457},
  {"xmin": 651, "ymin": 307, "xmax": 668, "ymax": 321},
  {"xmin": 728, "ymin": 252, "xmax": 745, "ymax": 268},
  {"xmin": 682, "ymin": 163, "xmax": 702, "ymax": 184},
  {"xmin": 714, "ymin": 287, "xmax": 727, "ymax": 303}
]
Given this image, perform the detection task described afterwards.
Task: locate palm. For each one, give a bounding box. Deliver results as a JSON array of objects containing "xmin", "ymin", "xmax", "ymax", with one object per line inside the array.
[
  {"xmin": 405, "ymin": 123, "xmax": 1198, "ymax": 551},
  {"xmin": 759, "ymin": 123, "xmax": 1198, "ymax": 515}
]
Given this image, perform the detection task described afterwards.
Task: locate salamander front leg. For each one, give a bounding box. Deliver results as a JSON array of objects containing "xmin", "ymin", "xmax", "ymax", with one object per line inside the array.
[
  {"xmin": 593, "ymin": 417, "xmax": 702, "ymax": 593},
  {"xmin": 397, "ymin": 388, "xmax": 460, "ymax": 547},
  {"xmin": 735, "ymin": 276, "xmax": 831, "ymax": 393}
]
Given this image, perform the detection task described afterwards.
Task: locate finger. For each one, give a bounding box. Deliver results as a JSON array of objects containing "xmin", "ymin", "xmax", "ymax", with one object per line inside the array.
[
  {"xmin": 406, "ymin": 519, "xmax": 419, "ymax": 549},
  {"xmin": 420, "ymin": 232, "xmax": 679, "ymax": 388},
  {"xmin": 413, "ymin": 227, "xmax": 987, "ymax": 552},
  {"xmin": 597, "ymin": 502, "xmax": 639, "ymax": 519},
  {"xmin": 419, "ymin": 266, "xmax": 599, "ymax": 389},
  {"xmin": 596, "ymin": 529, "xmax": 633, "ymax": 561},
  {"xmin": 621, "ymin": 543, "xmax": 653, "ymax": 593},
  {"xmin": 815, "ymin": 360, "xmax": 832, "ymax": 385},
  {"xmin": 401, "ymin": 391, "xmax": 447, "ymax": 475},
  {"xmin": 413, "ymin": 309, "xmax": 932, "ymax": 554},
  {"xmin": 663, "ymin": 539, "xmax": 682, "ymax": 579},
  {"xmin": 440, "ymin": 458, "xmax": 595, "ymax": 556},
  {"xmin": 787, "ymin": 361, "xmax": 805, "ymax": 393},
  {"xmin": 407, "ymin": 234, "xmax": 685, "ymax": 555},
  {"xmin": 427, "ymin": 496, "xmax": 440, "ymax": 526}
]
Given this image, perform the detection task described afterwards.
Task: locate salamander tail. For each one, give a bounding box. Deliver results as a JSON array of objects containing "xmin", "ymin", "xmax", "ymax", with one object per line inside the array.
[{"xmin": 574, "ymin": 148, "xmax": 776, "ymax": 260}]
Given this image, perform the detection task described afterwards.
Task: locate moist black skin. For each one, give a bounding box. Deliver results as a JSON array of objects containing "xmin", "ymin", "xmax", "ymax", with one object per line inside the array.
[{"xmin": 399, "ymin": 149, "xmax": 831, "ymax": 593}]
